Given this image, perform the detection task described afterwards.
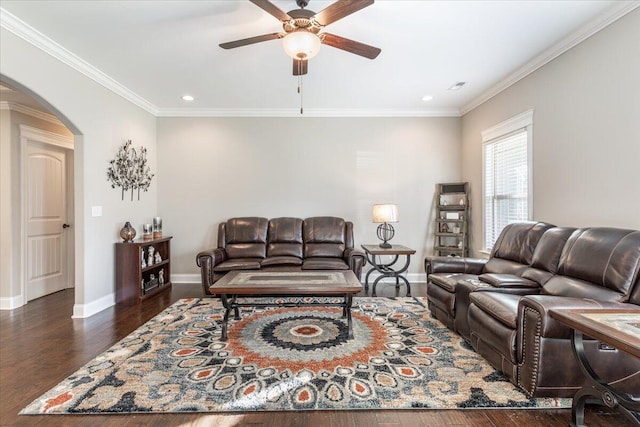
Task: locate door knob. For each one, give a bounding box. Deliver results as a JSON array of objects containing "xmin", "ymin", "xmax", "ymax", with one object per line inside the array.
[{"xmin": 62, "ymin": 224, "xmax": 70, "ymax": 229}]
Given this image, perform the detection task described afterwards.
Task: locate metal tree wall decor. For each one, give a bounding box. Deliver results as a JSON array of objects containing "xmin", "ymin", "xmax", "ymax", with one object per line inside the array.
[{"xmin": 106, "ymin": 140, "xmax": 154, "ymax": 200}]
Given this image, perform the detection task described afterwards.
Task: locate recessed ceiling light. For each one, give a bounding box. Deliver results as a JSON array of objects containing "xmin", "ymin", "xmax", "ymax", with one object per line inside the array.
[
  {"xmin": 448, "ymin": 82, "xmax": 466, "ymax": 91},
  {"xmin": 421, "ymin": 95, "xmax": 433, "ymax": 102},
  {"xmin": 181, "ymin": 95, "xmax": 195, "ymax": 101}
]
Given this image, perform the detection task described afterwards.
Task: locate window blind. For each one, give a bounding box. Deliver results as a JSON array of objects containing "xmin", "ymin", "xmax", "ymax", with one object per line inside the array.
[{"xmin": 483, "ymin": 129, "xmax": 529, "ymax": 250}]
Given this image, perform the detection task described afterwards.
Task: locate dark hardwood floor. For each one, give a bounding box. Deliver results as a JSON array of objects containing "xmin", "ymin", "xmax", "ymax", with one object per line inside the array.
[{"xmin": 0, "ymin": 282, "xmax": 631, "ymax": 426}]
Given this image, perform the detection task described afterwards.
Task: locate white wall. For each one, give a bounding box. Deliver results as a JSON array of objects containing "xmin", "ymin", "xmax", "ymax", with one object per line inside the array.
[
  {"xmin": 461, "ymin": 9, "xmax": 640, "ymax": 255},
  {"xmin": 157, "ymin": 117, "xmax": 461, "ymax": 277},
  {"xmin": 1, "ymin": 28, "xmax": 157, "ymax": 316}
]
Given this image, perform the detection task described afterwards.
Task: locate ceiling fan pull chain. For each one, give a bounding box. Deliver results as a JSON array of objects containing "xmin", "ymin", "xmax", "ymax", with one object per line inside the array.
[{"xmin": 298, "ymin": 70, "xmax": 304, "ymax": 115}]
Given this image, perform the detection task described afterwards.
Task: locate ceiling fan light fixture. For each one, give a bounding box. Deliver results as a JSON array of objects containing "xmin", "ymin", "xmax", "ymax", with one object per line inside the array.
[{"xmin": 283, "ymin": 30, "xmax": 321, "ymax": 60}]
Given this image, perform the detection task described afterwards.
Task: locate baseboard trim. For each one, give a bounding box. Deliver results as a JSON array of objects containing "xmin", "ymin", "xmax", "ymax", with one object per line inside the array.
[
  {"xmin": 72, "ymin": 292, "xmax": 115, "ymax": 318},
  {"xmin": 171, "ymin": 274, "xmax": 200, "ymax": 284},
  {"xmin": 0, "ymin": 294, "xmax": 25, "ymax": 310},
  {"xmin": 171, "ymin": 273, "xmax": 427, "ymax": 285}
]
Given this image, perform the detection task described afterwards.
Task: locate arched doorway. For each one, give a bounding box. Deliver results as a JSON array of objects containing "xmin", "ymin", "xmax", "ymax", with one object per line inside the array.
[{"xmin": 1, "ymin": 75, "xmax": 83, "ymax": 316}]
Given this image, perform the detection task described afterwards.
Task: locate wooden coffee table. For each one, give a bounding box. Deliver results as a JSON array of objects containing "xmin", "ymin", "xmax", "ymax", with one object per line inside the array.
[{"xmin": 209, "ymin": 271, "xmax": 363, "ymax": 341}]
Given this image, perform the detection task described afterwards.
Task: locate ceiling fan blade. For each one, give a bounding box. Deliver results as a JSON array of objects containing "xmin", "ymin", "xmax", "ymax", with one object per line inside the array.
[
  {"xmin": 249, "ymin": 0, "xmax": 292, "ymax": 22},
  {"xmin": 314, "ymin": 0, "xmax": 374, "ymax": 26},
  {"xmin": 219, "ymin": 32, "xmax": 283, "ymax": 49},
  {"xmin": 293, "ymin": 59, "xmax": 308, "ymax": 76},
  {"xmin": 321, "ymin": 33, "xmax": 381, "ymax": 59}
]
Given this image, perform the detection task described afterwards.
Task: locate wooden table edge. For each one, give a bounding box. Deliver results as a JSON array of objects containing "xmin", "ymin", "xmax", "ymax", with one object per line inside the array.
[
  {"xmin": 549, "ymin": 308, "xmax": 640, "ymax": 359},
  {"xmin": 209, "ymin": 270, "xmax": 363, "ymax": 295}
]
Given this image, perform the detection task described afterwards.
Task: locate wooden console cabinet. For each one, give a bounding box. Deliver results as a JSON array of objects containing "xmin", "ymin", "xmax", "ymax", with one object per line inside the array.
[{"xmin": 115, "ymin": 236, "xmax": 172, "ymax": 303}]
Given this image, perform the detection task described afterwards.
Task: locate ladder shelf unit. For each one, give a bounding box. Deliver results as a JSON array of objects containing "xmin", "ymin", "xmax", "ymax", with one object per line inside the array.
[{"xmin": 434, "ymin": 182, "xmax": 469, "ymax": 257}]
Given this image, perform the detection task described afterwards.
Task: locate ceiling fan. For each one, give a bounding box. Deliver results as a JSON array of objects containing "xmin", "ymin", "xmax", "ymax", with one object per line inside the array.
[{"xmin": 220, "ymin": 0, "xmax": 381, "ymax": 76}]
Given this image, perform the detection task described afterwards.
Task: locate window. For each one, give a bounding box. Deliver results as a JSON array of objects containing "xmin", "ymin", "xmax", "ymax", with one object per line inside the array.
[{"xmin": 482, "ymin": 110, "xmax": 533, "ymax": 252}]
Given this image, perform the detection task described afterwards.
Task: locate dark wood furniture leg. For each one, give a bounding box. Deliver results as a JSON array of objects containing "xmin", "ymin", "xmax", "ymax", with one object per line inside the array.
[
  {"xmin": 570, "ymin": 330, "xmax": 640, "ymax": 427},
  {"xmin": 345, "ymin": 294, "xmax": 354, "ymax": 339},
  {"xmin": 367, "ymin": 253, "xmax": 412, "ymax": 297},
  {"xmin": 218, "ymin": 294, "xmax": 356, "ymax": 341}
]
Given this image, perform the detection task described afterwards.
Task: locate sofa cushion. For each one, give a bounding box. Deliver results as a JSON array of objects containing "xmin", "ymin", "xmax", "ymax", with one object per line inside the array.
[
  {"xmin": 489, "ymin": 222, "xmax": 555, "ymax": 266},
  {"xmin": 484, "ymin": 258, "xmax": 530, "ymax": 276},
  {"xmin": 557, "ymin": 228, "xmax": 640, "ymax": 299},
  {"xmin": 267, "ymin": 217, "xmax": 303, "ymax": 258},
  {"xmin": 529, "ymin": 227, "xmax": 577, "ymax": 274},
  {"xmin": 302, "ymin": 257, "xmax": 349, "ymax": 270},
  {"xmin": 213, "ymin": 258, "xmax": 262, "ymax": 272},
  {"xmin": 303, "ymin": 217, "xmax": 346, "ymax": 258},
  {"xmin": 224, "ymin": 217, "xmax": 268, "ymax": 259},
  {"xmin": 429, "ymin": 273, "xmax": 481, "ymax": 293},
  {"xmin": 470, "ymin": 292, "xmax": 521, "ymax": 329},
  {"xmin": 226, "ymin": 243, "xmax": 267, "ymax": 260},
  {"xmin": 542, "ymin": 276, "xmax": 626, "ymax": 302},
  {"xmin": 261, "ymin": 256, "xmax": 303, "ymax": 267}
]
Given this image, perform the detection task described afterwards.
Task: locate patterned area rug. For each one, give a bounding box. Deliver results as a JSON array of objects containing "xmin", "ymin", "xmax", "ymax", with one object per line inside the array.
[{"xmin": 21, "ymin": 297, "xmax": 569, "ymax": 414}]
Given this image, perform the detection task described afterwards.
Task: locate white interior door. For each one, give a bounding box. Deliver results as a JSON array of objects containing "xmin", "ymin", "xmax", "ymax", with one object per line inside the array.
[{"xmin": 25, "ymin": 141, "xmax": 69, "ymax": 301}]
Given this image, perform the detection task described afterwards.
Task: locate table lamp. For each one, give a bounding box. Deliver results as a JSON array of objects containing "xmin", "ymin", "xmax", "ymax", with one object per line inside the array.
[{"xmin": 372, "ymin": 204, "xmax": 398, "ymax": 248}]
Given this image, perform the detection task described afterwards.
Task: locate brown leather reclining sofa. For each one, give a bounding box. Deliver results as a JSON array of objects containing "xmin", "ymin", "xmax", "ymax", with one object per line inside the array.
[
  {"xmin": 425, "ymin": 222, "xmax": 640, "ymax": 397},
  {"xmin": 196, "ymin": 216, "xmax": 366, "ymax": 296}
]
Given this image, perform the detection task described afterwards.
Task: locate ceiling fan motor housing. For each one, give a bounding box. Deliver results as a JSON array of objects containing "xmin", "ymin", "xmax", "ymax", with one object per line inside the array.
[{"xmin": 284, "ymin": 9, "xmax": 321, "ymax": 34}]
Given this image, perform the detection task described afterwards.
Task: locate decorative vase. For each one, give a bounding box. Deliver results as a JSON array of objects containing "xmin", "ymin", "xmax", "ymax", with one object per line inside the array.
[
  {"xmin": 120, "ymin": 221, "xmax": 136, "ymax": 242},
  {"xmin": 153, "ymin": 217, "xmax": 162, "ymax": 238},
  {"xmin": 142, "ymin": 223, "xmax": 153, "ymax": 240}
]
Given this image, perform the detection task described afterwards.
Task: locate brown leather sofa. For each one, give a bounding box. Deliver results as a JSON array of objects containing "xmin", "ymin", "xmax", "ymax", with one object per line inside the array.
[
  {"xmin": 424, "ymin": 221, "xmax": 557, "ymax": 339},
  {"xmin": 426, "ymin": 224, "xmax": 640, "ymax": 397},
  {"xmin": 196, "ymin": 216, "xmax": 366, "ymax": 296}
]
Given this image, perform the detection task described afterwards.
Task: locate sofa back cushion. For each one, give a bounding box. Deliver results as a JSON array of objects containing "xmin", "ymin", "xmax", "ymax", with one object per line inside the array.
[
  {"xmin": 542, "ymin": 276, "xmax": 627, "ymax": 302},
  {"xmin": 303, "ymin": 217, "xmax": 347, "ymax": 258},
  {"xmin": 485, "ymin": 222, "xmax": 555, "ymax": 274},
  {"xmin": 220, "ymin": 217, "xmax": 268, "ymax": 259},
  {"xmin": 267, "ymin": 217, "xmax": 303, "ymax": 258},
  {"xmin": 550, "ymin": 228, "xmax": 640, "ymax": 301},
  {"xmin": 522, "ymin": 227, "xmax": 577, "ymax": 285}
]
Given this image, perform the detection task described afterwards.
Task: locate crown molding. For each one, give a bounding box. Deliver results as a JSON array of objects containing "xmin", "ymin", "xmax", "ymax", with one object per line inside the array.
[
  {"xmin": 0, "ymin": 7, "xmax": 158, "ymax": 116},
  {"xmin": 460, "ymin": 1, "xmax": 640, "ymax": 115},
  {"xmin": 0, "ymin": 6, "xmax": 459, "ymax": 119},
  {"xmin": 3, "ymin": 3, "xmax": 637, "ymax": 119},
  {"xmin": 0, "ymin": 101, "xmax": 64, "ymax": 125},
  {"xmin": 156, "ymin": 107, "xmax": 462, "ymax": 118}
]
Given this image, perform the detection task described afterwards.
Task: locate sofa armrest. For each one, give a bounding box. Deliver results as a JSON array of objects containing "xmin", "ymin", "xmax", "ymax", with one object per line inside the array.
[
  {"xmin": 196, "ymin": 248, "xmax": 227, "ymax": 296},
  {"xmin": 344, "ymin": 248, "xmax": 366, "ymax": 281},
  {"xmin": 425, "ymin": 256, "xmax": 487, "ymax": 276},
  {"xmin": 518, "ymin": 295, "xmax": 631, "ymax": 339},
  {"xmin": 479, "ymin": 273, "xmax": 540, "ymax": 289},
  {"xmin": 516, "ymin": 295, "xmax": 638, "ymax": 397}
]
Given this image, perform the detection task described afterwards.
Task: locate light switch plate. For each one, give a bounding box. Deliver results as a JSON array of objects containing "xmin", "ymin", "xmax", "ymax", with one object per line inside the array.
[{"xmin": 91, "ymin": 206, "xmax": 102, "ymax": 217}]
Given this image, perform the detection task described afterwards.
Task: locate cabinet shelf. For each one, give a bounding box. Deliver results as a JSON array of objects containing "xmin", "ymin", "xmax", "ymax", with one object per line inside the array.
[
  {"xmin": 115, "ymin": 236, "xmax": 172, "ymax": 304},
  {"xmin": 437, "ymin": 205, "xmax": 467, "ymax": 210},
  {"xmin": 142, "ymin": 259, "xmax": 169, "ymax": 273}
]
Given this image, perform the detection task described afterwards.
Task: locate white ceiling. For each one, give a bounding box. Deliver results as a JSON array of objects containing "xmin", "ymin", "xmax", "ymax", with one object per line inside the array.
[{"xmin": 1, "ymin": 1, "xmax": 638, "ymax": 117}]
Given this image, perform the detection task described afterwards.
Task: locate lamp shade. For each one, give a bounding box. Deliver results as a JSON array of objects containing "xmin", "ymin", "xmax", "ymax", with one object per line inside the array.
[
  {"xmin": 282, "ymin": 30, "xmax": 321, "ymax": 59},
  {"xmin": 372, "ymin": 204, "xmax": 398, "ymax": 223}
]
